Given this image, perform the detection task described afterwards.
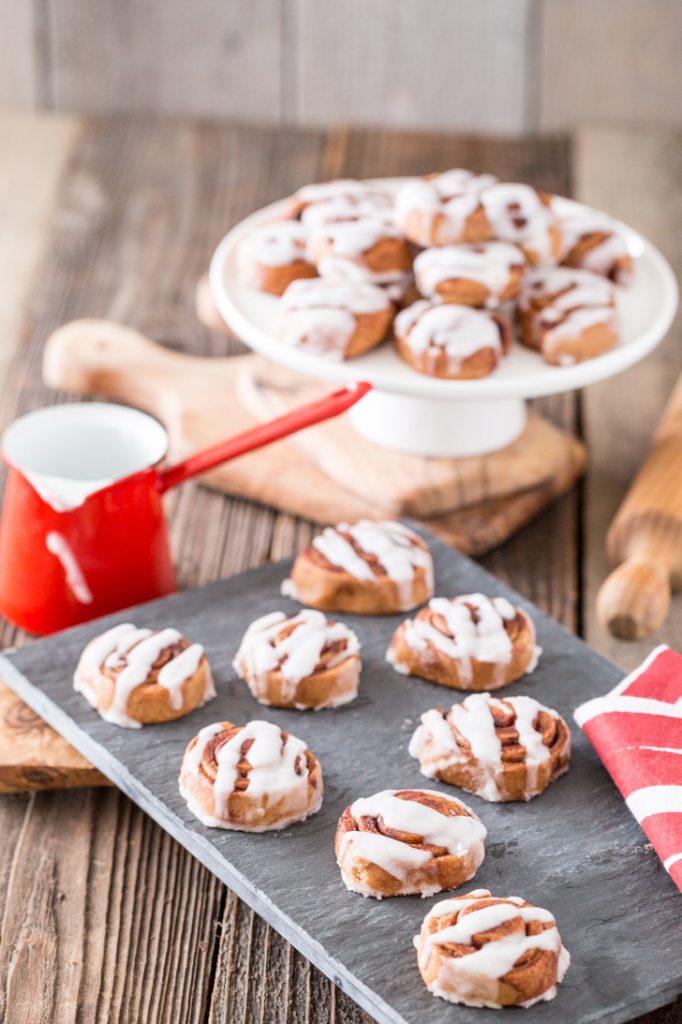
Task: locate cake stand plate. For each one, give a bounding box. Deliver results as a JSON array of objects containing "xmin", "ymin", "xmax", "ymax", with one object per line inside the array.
[{"xmin": 210, "ymin": 184, "xmax": 678, "ymax": 456}]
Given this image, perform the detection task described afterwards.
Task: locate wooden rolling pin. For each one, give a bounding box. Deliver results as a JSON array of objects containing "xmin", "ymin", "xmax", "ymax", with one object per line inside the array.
[{"xmin": 597, "ymin": 373, "xmax": 682, "ymax": 639}]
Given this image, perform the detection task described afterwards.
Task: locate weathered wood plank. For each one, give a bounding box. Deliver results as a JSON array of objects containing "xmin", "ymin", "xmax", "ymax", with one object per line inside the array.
[
  {"xmin": 286, "ymin": 0, "xmax": 535, "ymax": 133},
  {"xmin": 577, "ymin": 126, "xmax": 682, "ymax": 671},
  {"xmin": 539, "ymin": 0, "xmax": 682, "ymax": 131},
  {"xmin": 0, "ymin": 1, "xmax": 37, "ymax": 109},
  {"xmin": 45, "ymin": 1, "xmax": 282, "ymax": 121}
]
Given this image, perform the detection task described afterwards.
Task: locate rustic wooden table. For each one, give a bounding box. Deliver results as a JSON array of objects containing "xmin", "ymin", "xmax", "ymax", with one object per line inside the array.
[{"xmin": 0, "ymin": 112, "xmax": 680, "ymax": 1024}]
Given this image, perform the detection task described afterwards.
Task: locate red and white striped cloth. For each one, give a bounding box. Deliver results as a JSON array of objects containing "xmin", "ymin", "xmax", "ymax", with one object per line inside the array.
[{"xmin": 574, "ymin": 645, "xmax": 682, "ymax": 893}]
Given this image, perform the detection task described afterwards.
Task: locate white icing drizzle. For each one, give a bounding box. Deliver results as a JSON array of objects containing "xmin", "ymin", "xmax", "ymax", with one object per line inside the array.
[
  {"xmin": 278, "ymin": 278, "xmax": 390, "ymax": 358},
  {"xmin": 233, "ymin": 609, "xmax": 360, "ymax": 703},
  {"xmin": 480, "ymin": 182, "xmax": 556, "ymax": 262},
  {"xmin": 409, "ymin": 693, "xmax": 561, "ymax": 802},
  {"xmin": 45, "ymin": 530, "xmax": 94, "ymax": 605},
  {"xmin": 74, "ymin": 622, "xmax": 210, "ymax": 728},
  {"xmin": 338, "ymin": 789, "xmax": 486, "ymax": 896},
  {"xmin": 395, "ymin": 169, "xmax": 497, "ymax": 245},
  {"xmin": 418, "ymin": 889, "xmax": 570, "ymax": 1008},
  {"xmin": 392, "ymin": 594, "xmax": 521, "ymax": 687},
  {"xmin": 295, "ymin": 179, "xmax": 371, "ymax": 206},
  {"xmin": 558, "ymin": 210, "xmax": 631, "ymax": 281},
  {"xmin": 395, "ymin": 301, "xmax": 503, "ymax": 374},
  {"xmin": 414, "ymin": 242, "xmax": 524, "ymax": 307},
  {"xmin": 520, "ymin": 266, "xmax": 618, "ymax": 358},
  {"xmin": 180, "ymin": 720, "xmax": 316, "ymax": 830},
  {"xmin": 300, "ymin": 520, "xmax": 433, "ymax": 610},
  {"xmin": 301, "ymin": 192, "xmax": 394, "ymax": 234},
  {"xmin": 238, "ymin": 219, "xmax": 309, "ymax": 269}
]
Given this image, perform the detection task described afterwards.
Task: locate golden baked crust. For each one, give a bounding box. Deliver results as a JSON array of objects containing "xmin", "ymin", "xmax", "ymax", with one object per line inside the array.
[
  {"xmin": 394, "ymin": 301, "xmax": 512, "ymax": 381},
  {"xmin": 416, "ymin": 889, "xmax": 570, "ymax": 1008},
  {"xmin": 179, "ymin": 719, "xmax": 323, "ymax": 831},
  {"xmin": 409, "ymin": 693, "xmax": 571, "ymax": 802},
  {"xmin": 387, "ymin": 595, "xmax": 539, "ymax": 691},
  {"xmin": 335, "ymin": 788, "xmax": 486, "ymax": 898},
  {"xmin": 284, "ymin": 521, "xmax": 434, "ymax": 615},
  {"xmin": 517, "ymin": 266, "xmax": 618, "ymax": 366},
  {"xmin": 74, "ymin": 624, "xmax": 214, "ymax": 727},
  {"xmin": 233, "ymin": 609, "xmax": 361, "ymax": 710}
]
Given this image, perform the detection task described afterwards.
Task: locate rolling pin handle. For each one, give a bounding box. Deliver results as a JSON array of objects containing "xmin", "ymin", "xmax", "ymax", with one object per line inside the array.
[{"xmin": 596, "ymin": 556, "xmax": 671, "ymax": 640}]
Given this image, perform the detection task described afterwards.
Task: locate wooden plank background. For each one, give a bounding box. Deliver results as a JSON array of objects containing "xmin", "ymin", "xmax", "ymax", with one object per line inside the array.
[{"xmin": 1, "ymin": 0, "xmax": 681, "ymax": 133}]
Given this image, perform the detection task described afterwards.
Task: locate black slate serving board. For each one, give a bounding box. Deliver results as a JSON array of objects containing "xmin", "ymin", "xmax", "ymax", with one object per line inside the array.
[{"xmin": 1, "ymin": 529, "xmax": 680, "ymax": 1024}]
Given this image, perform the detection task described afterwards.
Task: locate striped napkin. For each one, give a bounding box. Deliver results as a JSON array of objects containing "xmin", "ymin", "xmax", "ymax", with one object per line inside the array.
[{"xmin": 574, "ymin": 645, "xmax": 682, "ymax": 892}]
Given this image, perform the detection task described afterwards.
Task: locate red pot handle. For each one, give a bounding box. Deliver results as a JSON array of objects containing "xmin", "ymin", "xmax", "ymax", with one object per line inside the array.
[{"xmin": 158, "ymin": 380, "xmax": 372, "ymax": 493}]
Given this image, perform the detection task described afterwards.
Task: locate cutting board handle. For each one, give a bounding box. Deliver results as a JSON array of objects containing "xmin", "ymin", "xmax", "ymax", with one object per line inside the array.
[
  {"xmin": 42, "ymin": 318, "xmax": 372, "ymax": 489},
  {"xmin": 43, "ymin": 318, "xmax": 203, "ymax": 416}
]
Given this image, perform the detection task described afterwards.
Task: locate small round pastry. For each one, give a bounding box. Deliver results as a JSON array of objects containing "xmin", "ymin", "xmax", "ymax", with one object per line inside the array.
[
  {"xmin": 416, "ymin": 888, "xmax": 570, "ymax": 1008},
  {"xmin": 179, "ymin": 719, "xmax": 323, "ymax": 831},
  {"xmin": 335, "ymin": 788, "xmax": 486, "ymax": 898},
  {"xmin": 281, "ymin": 520, "xmax": 434, "ymax": 614},
  {"xmin": 557, "ymin": 209, "xmax": 633, "ymax": 284},
  {"xmin": 394, "ymin": 300, "xmax": 512, "ymax": 380},
  {"xmin": 236, "ymin": 219, "xmax": 316, "ymax": 295},
  {"xmin": 233, "ymin": 609, "xmax": 361, "ymax": 710},
  {"xmin": 277, "ymin": 277, "xmax": 393, "ymax": 359},
  {"xmin": 518, "ymin": 266, "xmax": 618, "ymax": 366},
  {"xmin": 386, "ymin": 593, "xmax": 540, "ymax": 691},
  {"xmin": 287, "ymin": 178, "xmax": 376, "ymax": 218},
  {"xmin": 395, "ymin": 168, "xmax": 498, "ymax": 247},
  {"xmin": 74, "ymin": 622, "xmax": 215, "ymax": 728},
  {"xmin": 303, "ymin": 194, "xmax": 413, "ymax": 285},
  {"xmin": 479, "ymin": 182, "xmax": 562, "ymax": 265},
  {"xmin": 409, "ymin": 692, "xmax": 571, "ymax": 801},
  {"xmin": 413, "ymin": 242, "xmax": 526, "ymax": 308}
]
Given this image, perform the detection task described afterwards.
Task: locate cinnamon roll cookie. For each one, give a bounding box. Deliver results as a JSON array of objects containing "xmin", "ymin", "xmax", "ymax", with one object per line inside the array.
[
  {"xmin": 288, "ymin": 178, "xmax": 378, "ymax": 219},
  {"xmin": 394, "ymin": 300, "xmax": 512, "ymax": 380},
  {"xmin": 395, "ymin": 169, "xmax": 498, "ymax": 247},
  {"xmin": 335, "ymin": 788, "xmax": 486, "ymax": 898},
  {"xmin": 557, "ymin": 209, "xmax": 633, "ymax": 284},
  {"xmin": 518, "ymin": 266, "xmax": 619, "ymax": 366},
  {"xmin": 179, "ymin": 719, "xmax": 323, "ymax": 831},
  {"xmin": 74, "ymin": 623, "xmax": 215, "ymax": 728},
  {"xmin": 416, "ymin": 889, "xmax": 570, "ymax": 1008},
  {"xmin": 387, "ymin": 594, "xmax": 540, "ymax": 691},
  {"xmin": 414, "ymin": 242, "xmax": 526, "ymax": 308},
  {"xmin": 233, "ymin": 609, "xmax": 361, "ymax": 710},
  {"xmin": 302, "ymin": 193, "xmax": 413, "ymax": 285},
  {"xmin": 479, "ymin": 182, "xmax": 562, "ymax": 265},
  {"xmin": 409, "ymin": 693, "xmax": 571, "ymax": 802},
  {"xmin": 282, "ymin": 521, "xmax": 434, "ymax": 615},
  {"xmin": 278, "ymin": 278, "xmax": 393, "ymax": 359},
  {"xmin": 237, "ymin": 220, "xmax": 316, "ymax": 295}
]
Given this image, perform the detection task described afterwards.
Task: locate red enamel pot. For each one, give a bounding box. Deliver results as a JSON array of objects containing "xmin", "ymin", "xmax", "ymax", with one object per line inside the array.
[{"xmin": 0, "ymin": 386, "xmax": 370, "ymax": 635}]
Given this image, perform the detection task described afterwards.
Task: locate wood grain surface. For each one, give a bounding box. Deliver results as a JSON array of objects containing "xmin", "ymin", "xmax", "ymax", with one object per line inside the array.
[{"xmin": 0, "ymin": 115, "xmax": 679, "ymax": 1024}]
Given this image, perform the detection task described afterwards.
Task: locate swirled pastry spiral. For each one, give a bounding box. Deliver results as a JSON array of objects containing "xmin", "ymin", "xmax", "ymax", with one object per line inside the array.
[
  {"xmin": 416, "ymin": 889, "xmax": 570, "ymax": 1008},
  {"xmin": 413, "ymin": 242, "xmax": 526, "ymax": 308},
  {"xmin": 518, "ymin": 266, "xmax": 618, "ymax": 366},
  {"xmin": 394, "ymin": 299, "xmax": 512, "ymax": 379},
  {"xmin": 233, "ymin": 609, "xmax": 361, "ymax": 710},
  {"xmin": 335, "ymin": 788, "xmax": 486, "ymax": 898},
  {"xmin": 395, "ymin": 169, "xmax": 498, "ymax": 247},
  {"xmin": 277, "ymin": 277, "xmax": 393, "ymax": 359},
  {"xmin": 557, "ymin": 208, "xmax": 632, "ymax": 285},
  {"xmin": 179, "ymin": 719, "xmax": 323, "ymax": 831},
  {"xmin": 387, "ymin": 594, "xmax": 540, "ymax": 690},
  {"xmin": 74, "ymin": 623, "xmax": 215, "ymax": 728},
  {"xmin": 409, "ymin": 692, "xmax": 570, "ymax": 801},
  {"xmin": 237, "ymin": 219, "xmax": 317, "ymax": 295},
  {"xmin": 479, "ymin": 182, "xmax": 562, "ymax": 266},
  {"xmin": 282, "ymin": 520, "xmax": 434, "ymax": 614}
]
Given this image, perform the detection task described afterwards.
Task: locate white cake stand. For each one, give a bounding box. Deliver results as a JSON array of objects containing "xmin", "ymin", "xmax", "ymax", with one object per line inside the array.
[{"xmin": 209, "ymin": 182, "xmax": 678, "ymax": 457}]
